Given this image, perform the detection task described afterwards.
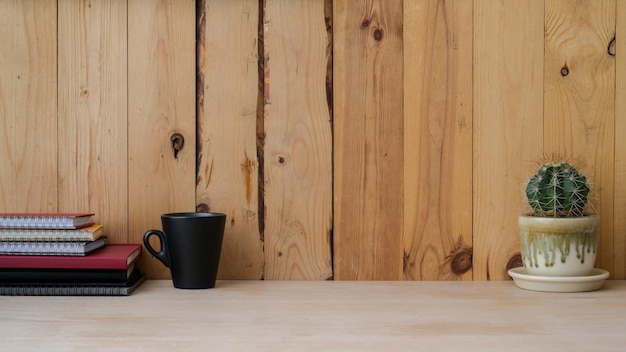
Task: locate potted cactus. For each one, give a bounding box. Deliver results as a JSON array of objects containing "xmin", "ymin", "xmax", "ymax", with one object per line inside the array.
[{"xmin": 518, "ymin": 161, "xmax": 599, "ymax": 277}]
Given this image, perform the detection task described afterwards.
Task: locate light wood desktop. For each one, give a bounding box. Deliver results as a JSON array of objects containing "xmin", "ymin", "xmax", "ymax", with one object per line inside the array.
[{"xmin": 2, "ymin": 280, "xmax": 625, "ymax": 351}]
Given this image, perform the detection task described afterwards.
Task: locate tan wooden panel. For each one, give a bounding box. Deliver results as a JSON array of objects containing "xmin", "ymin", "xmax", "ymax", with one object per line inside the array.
[
  {"xmin": 128, "ymin": 0, "xmax": 196, "ymax": 279},
  {"xmin": 57, "ymin": 0, "xmax": 128, "ymax": 243},
  {"xmin": 262, "ymin": 0, "xmax": 333, "ymax": 280},
  {"xmin": 544, "ymin": 0, "xmax": 615, "ymax": 275},
  {"xmin": 403, "ymin": 0, "xmax": 473, "ymax": 281},
  {"xmin": 196, "ymin": 0, "xmax": 264, "ymax": 279},
  {"xmin": 473, "ymin": 0, "xmax": 544, "ymax": 280},
  {"xmin": 334, "ymin": 0, "xmax": 404, "ymax": 280},
  {"xmin": 3, "ymin": 1, "xmax": 625, "ymax": 282},
  {"xmin": 0, "ymin": 0, "xmax": 57, "ymax": 212},
  {"xmin": 615, "ymin": 0, "xmax": 626, "ymax": 279}
]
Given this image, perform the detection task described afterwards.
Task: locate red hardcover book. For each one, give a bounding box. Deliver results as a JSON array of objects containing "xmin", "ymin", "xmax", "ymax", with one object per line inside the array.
[
  {"xmin": 0, "ymin": 244, "xmax": 141, "ymax": 270},
  {"xmin": 0, "ymin": 213, "xmax": 94, "ymax": 229}
]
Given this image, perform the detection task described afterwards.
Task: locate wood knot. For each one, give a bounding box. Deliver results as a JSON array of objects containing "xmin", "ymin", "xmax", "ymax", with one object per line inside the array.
[
  {"xmin": 506, "ymin": 253, "xmax": 524, "ymax": 275},
  {"xmin": 171, "ymin": 133, "xmax": 185, "ymax": 159},
  {"xmin": 506, "ymin": 253, "xmax": 523, "ymax": 273},
  {"xmin": 560, "ymin": 64, "xmax": 569, "ymax": 77},
  {"xmin": 373, "ymin": 29, "xmax": 383, "ymax": 41},
  {"xmin": 608, "ymin": 37, "xmax": 616, "ymax": 56},
  {"xmin": 450, "ymin": 247, "xmax": 473, "ymax": 275},
  {"xmin": 196, "ymin": 203, "xmax": 210, "ymax": 212},
  {"xmin": 361, "ymin": 19, "xmax": 370, "ymax": 29}
]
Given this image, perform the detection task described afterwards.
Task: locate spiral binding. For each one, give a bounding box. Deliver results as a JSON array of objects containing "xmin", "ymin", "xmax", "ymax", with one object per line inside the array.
[
  {"xmin": 0, "ymin": 215, "xmax": 77, "ymax": 229},
  {"xmin": 0, "ymin": 240, "xmax": 89, "ymax": 256},
  {"xmin": 0, "ymin": 227, "xmax": 100, "ymax": 241},
  {"xmin": 0, "ymin": 284, "xmax": 125, "ymax": 296}
]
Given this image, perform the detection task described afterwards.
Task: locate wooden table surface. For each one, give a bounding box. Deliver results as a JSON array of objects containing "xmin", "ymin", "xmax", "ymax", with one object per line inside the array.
[{"xmin": 1, "ymin": 280, "xmax": 625, "ymax": 351}]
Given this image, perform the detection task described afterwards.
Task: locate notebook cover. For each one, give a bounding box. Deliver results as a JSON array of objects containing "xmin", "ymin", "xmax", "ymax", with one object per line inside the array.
[
  {"xmin": 0, "ymin": 264, "xmax": 135, "ymax": 283},
  {"xmin": 0, "ymin": 213, "xmax": 94, "ymax": 229},
  {"xmin": 0, "ymin": 272, "xmax": 145, "ymax": 296},
  {"xmin": 0, "ymin": 224, "xmax": 104, "ymax": 241},
  {"xmin": 0, "ymin": 244, "xmax": 141, "ymax": 270},
  {"xmin": 0, "ymin": 238, "xmax": 106, "ymax": 256}
]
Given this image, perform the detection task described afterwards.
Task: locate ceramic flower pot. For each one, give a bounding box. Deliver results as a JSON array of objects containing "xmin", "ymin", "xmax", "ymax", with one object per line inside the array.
[{"xmin": 518, "ymin": 214, "xmax": 598, "ymax": 277}]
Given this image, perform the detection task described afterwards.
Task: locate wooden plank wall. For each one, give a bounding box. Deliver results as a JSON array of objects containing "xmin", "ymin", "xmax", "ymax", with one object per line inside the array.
[
  {"xmin": 0, "ymin": 1, "xmax": 57, "ymax": 213},
  {"xmin": 57, "ymin": 0, "xmax": 129, "ymax": 245},
  {"xmin": 334, "ymin": 0, "xmax": 405, "ymax": 280},
  {"xmin": 616, "ymin": 0, "xmax": 626, "ymax": 279},
  {"xmin": 196, "ymin": 0, "xmax": 265, "ymax": 279},
  {"xmin": 127, "ymin": 0, "xmax": 197, "ymax": 280},
  {"xmin": 403, "ymin": 0, "xmax": 473, "ymax": 281},
  {"xmin": 472, "ymin": 1, "xmax": 545, "ymax": 280},
  {"xmin": 0, "ymin": 0, "xmax": 624, "ymax": 280},
  {"xmin": 544, "ymin": 0, "xmax": 616, "ymax": 275},
  {"xmin": 261, "ymin": 0, "xmax": 333, "ymax": 280}
]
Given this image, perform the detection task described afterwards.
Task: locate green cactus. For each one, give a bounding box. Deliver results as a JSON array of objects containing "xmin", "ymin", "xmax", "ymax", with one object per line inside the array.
[{"xmin": 525, "ymin": 162, "xmax": 590, "ymax": 217}]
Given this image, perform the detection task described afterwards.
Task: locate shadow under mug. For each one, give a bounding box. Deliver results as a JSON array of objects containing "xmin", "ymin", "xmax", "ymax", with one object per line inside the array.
[{"xmin": 143, "ymin": 212, "xmax": 226, "ymax": 289}]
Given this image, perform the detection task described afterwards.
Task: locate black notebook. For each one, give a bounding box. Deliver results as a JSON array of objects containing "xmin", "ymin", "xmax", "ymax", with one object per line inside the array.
[
  {"xmin": 0, "ymin": 270, "xmax": 145, "ymax": 296},
  {"xmin": 0, "ymin": 264, "xmax": 135, "ymax": 284}
]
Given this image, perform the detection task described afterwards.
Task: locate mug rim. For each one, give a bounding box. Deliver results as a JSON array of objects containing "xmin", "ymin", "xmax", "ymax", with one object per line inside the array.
[{"xmin": 162, "ymin": 212, "xmax": 226, "ymax": 218}]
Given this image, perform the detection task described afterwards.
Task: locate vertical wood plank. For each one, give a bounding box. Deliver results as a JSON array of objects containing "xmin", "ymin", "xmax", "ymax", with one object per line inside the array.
[
  {"xmin": 197, "ymin": 0, "xmax": 264, "ymax": 279},
  {"xmin": 262, "ymin": 0, "xmax": 333, "ymax": 280},
  {"xmin": 57, "ymin": 0, "xmax": 128, "ymax": 243},
  {"xmin": 403, "ymin": 0, "xmax": 473, "ymax": 280},
  {"xmin": 128, "ymin": 0, "xmax": 196, "ymax": 279},
  {"xmin": 544, "ymin": 0, "xmax": 615, "ymax": 274},
  {"xmin": 615, "ymin": 0, "xmax": 626, "ymax": 279},
  {"xmin": 334, "ymin": 0, "xmax": 404, "ymax": 280},
  {"xmin": 0, "ymin": 0, "xmax": 57, "ymax": 212},
  {"xmin": 473, "ymin": 0, "xmax": 544, "ymax": 280}
]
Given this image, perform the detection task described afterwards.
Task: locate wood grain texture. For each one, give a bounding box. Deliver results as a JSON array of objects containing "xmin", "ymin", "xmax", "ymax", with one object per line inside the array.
[
  {"xmin": 1, "ymin": 1, "xmax": 625, "ymax": 280},
  {"xmin": 128, "ymin": 0, "xmax": 196, "ymax": 279},
  {"xmin": 262, "ymin": 0, "xmax": 333, "ymax": 280},
  {"xmin": 613, "ymin": 1, "xmax": 625, "ymax": 279},
  {"xmin": 403, "ymin": 0, "xmax": 473, "ymax": 280},
  {"xmin": 196, "ymin": 0, "xmax": 264, "ymax": 279},
  {"xmin": 544, "ymin": 0, "xmax": 615, "ymax": 274},
  {"xmin": 4, "ymin": 280, "xmax": 626, "ymax": 351},
  {"xmin": 334, "ymin": 0, "xmax": 404, "ymax": 280},
  {"xmin": 57, "ymin": 0, "xmax": 128, "ymax": 243},
  {"xmin": 0, "ymin": 0, "xmax": 57, "ymax": 213},
  {"xmin": 473, "ymin": 0, "xmax": 544, "ymax": 280}
]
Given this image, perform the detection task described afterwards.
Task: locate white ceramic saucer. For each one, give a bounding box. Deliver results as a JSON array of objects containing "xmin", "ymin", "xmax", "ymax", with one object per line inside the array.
[{"xmin": 508, "ymin": 267, "xmax": 609, "ymax": 293}]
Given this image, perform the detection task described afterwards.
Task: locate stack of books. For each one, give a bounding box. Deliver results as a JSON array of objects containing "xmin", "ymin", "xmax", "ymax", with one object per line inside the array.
[
  {"xmin": 0, "ymin": 213, "xmax": 145, "ymax": 296},
  {"xmin": 0, "ymin": 213, "xmax": 106, "ymax": 256}
]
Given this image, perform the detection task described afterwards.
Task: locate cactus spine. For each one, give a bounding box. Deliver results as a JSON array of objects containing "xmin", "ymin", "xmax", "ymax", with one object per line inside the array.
[{"xmin": 525, "ymin": 162, "xmax": 590, "ymax": 217}]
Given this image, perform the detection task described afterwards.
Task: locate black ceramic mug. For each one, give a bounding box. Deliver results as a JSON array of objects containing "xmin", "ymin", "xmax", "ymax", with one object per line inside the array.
[{"xmin": 143, "ymin": 212, "xmax": 226, "ymax": 289}]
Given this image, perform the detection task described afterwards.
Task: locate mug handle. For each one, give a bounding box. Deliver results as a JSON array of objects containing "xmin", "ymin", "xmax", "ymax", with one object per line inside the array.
[{"xmin": 143, "ymin": 230, "xmax": 171, "ymax": 268}]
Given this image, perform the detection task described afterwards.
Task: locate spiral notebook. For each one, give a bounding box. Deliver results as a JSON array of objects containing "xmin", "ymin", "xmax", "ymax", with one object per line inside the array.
[
  {"xmin": 0, "ymin": 224, "xmax": 104, "ymax": 241},
  {"xmin": 0, "ymin": 271, "xmax": 145, "ymax": 296},
  {"xmin": 0, "ymin": 238, "xmax": 106, "ymax": 256},
  {"xmin": 0, "ymin": 213, "xmax": 94, "ymax": 229}
]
